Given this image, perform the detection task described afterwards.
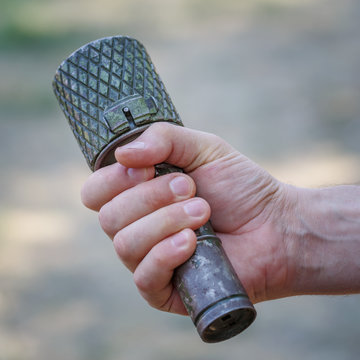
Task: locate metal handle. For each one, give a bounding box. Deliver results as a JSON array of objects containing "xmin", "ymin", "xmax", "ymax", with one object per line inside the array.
[{"xmin": 155, "ymin": 163, "xmax": 256, "ymax": 343}]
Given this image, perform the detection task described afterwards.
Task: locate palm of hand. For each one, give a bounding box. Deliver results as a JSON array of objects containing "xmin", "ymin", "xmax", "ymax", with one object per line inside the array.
[{"xmin": 189, "ymin": 152, "xmax": 289, "ymax": 303}]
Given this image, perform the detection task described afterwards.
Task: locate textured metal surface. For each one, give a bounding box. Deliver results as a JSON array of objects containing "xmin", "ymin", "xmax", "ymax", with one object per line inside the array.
[
  {"xmin": 175, "ymin": 237, "xmax": 256, "ymax": 343},
  {"xmin": 53, "ymin": 36, "xmax": 181, "ymax": 170},
  {"xmin": 53, "ymin": 36, "xmax": 256, "ymax": 343}
]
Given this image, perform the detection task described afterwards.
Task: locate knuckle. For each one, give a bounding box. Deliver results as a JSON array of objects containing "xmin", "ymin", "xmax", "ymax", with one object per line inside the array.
[
  {"xmin": 151, "ymin": 121, "xmax": 171, "ymax": 134},
  {"xmin": 98, "ymin": 204, "xmax": 112, "ymax": 234},
  {"xmin": 204, "ymin": 132, "xmax": 226, "ymax": 149},
  {"xmin": 149, "ymin": 122, "xmax": 174, "ymax": 143},
  {"xmin": 113, "ymin": 232, "xmax": 131, "ymax": 263},
  {"xmin": 207, "ymin": 132, "xmax": 222, "ymax": 143},
  {"xmin": 80, "ymin": 184, "xmax": 90, "ymax": 208},
  {"xmin": 141, "ymin": 185, "xmax": 163, "ymax": 209},
  {"xmin": 133, "ymin": 271, "xmax": 151, "ymax": 293},
  {"xmin": 80, "ymin": 179, "xmax": 96, "ymax": 210}
]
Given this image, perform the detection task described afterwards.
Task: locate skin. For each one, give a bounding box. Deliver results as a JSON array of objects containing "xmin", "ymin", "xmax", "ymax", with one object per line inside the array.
[{"xmin": 81, "ymin": 123, "xmax": 360, "ymax": 316}]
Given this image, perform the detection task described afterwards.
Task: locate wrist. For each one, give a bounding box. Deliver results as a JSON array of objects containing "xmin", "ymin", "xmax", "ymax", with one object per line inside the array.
[{"xmin": 282, "ymin": 185, "xmax": 360, "ymax": 296}]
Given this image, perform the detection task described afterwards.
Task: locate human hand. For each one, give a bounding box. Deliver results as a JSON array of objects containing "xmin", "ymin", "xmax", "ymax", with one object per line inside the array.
[{"xmin": 81, "ymin": 123, "xmax": 297, "ymax": 315}]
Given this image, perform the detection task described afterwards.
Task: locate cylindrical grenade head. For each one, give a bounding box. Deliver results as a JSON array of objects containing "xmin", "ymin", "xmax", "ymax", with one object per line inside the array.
[{"xmin": 52, "ymin": 36, "xmax": 182, "ymax": 170}]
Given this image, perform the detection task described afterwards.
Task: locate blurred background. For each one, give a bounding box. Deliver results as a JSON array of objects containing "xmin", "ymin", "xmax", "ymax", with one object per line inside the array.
[{"xmin": 1, "ymin": 0, "xmax": 360, "ymax": 359}]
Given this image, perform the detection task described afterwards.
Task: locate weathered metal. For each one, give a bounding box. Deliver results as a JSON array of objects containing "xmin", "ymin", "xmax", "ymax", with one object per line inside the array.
[{"xmin": 53, "ymin": 36, "xmax": 256, "ymax": 342}]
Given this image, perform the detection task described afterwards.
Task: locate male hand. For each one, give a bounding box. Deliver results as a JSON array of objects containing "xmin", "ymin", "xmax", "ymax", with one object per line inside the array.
[{"xmin": 81, "ymin": 123, "xmax": 296, "ymax": 315}]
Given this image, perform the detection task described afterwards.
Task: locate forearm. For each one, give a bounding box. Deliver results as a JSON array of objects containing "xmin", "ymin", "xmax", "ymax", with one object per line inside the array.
[{"xmin": 286, "ymin": 185, "xmax": 360, "ymax": 295}]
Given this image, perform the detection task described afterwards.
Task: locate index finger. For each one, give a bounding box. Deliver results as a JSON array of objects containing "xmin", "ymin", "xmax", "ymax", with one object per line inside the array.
[{"xmin": 81, "ymin": 162, "xmax": 155, "ymax": 211}]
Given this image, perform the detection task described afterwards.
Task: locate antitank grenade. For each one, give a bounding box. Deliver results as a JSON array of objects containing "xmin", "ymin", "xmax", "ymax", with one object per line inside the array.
[{"xmin": 52, "ymin": 36, "xmax": 256, "ymax": 343}]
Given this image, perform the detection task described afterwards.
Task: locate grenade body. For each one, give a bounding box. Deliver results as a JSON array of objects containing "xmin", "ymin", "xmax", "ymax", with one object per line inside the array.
[{"xmin": 53, "ymin": 36, "xmax": 256, "ymax": 342}]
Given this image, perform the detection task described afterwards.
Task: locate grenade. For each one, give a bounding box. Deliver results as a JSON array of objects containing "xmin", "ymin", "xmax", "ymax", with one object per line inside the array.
[{"xmin": 53, "ymin": 36, "xmax": 256, "ymax": 343}]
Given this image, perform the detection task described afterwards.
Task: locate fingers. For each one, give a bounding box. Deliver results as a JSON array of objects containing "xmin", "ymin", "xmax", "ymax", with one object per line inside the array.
[
  {"xmin": 113, "ymin": 197, "xmax": 210, "ymax": 272},
  {"xmin": 81, "ymin": 162, "xmax": 155, "ymax": 211},
  {"xmin": 99, "ymin": 173, "xmax": 196, "ymax": 238},
  {"xmin": 133, "ymin": 229, "xmax": 197, "ymax": 314},
  {"xmin": 115, "ymin": 122, "xmax": 234, "ymax": 173}
]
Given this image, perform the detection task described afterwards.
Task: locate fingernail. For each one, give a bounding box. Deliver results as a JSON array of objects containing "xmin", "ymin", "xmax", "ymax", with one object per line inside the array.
[
  {"xmin": 171, "ymin": 230, "xmax": 189, "ymax": 249},
  {"xmin": 169, "ymin": 176, "xmax": 191, "ymax": 197},
  {"xmin": 127, "ymin": 167, "xmax": 148, "ymax": 182},
  {"xmin": 184, "ymin": 199, "xmax": 206, "ymax": 217},
  {"xmin": 122, "ymin": 141, "xmax": 145, "ymax": 150}
]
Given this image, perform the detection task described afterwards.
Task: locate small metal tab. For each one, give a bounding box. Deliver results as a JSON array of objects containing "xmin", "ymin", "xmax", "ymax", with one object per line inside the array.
[{"xmin": 104, "ymin": 94, "xmax": 158, "ymax": 132}]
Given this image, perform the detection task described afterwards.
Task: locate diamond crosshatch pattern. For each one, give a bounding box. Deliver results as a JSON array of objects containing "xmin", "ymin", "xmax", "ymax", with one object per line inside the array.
[{"xmin": 53, "ymin": 36, "xmax": 182, "ymax": 170}]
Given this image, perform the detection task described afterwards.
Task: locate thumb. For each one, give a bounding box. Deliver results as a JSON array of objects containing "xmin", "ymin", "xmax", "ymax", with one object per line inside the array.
[{"xmin": 114, "ymin": 122, "xmax": 234, "ymax": 172}]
